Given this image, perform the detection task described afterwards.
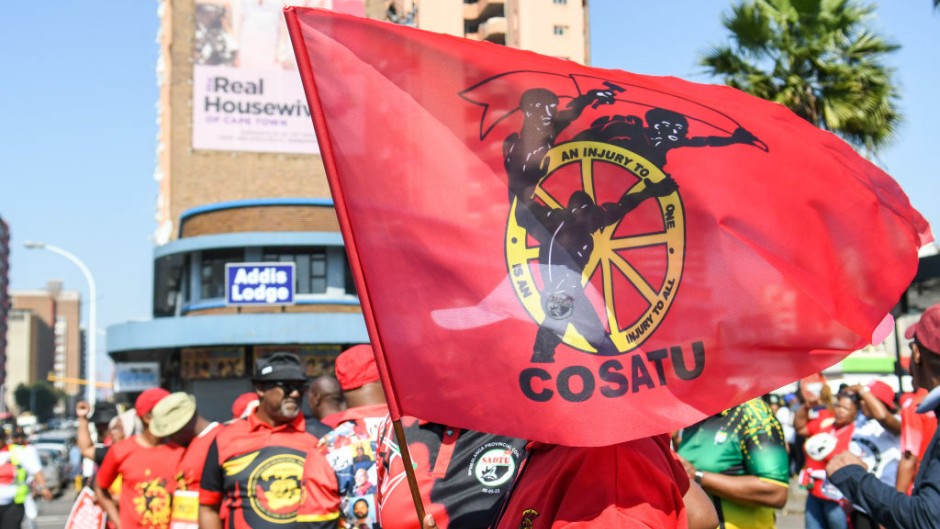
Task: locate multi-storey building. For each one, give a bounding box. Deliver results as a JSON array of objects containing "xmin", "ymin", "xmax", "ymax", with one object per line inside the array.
[
  {"xmin": 5, "ymin": 309, "xmax": 39, "ymax": 414},
  {"xmin": 106, "ymin": 0, "xmax": 590, "ymax": 421},
  {"xmin": 6, "ymin": 283, "xmax": 83, "ymax": 408},
  {"xmin": 365, "ymin": 0, "xmax": 589, "ymax": 63},
  {"xmin": 0, "ymin": 217, "xmax": 9, "ymax": 410}
]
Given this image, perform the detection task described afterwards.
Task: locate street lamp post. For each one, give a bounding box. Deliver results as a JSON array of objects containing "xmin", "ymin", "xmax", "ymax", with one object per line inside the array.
[{"xmin": 24, "ymin": 241, "xmax": 97, "ymax": 406}]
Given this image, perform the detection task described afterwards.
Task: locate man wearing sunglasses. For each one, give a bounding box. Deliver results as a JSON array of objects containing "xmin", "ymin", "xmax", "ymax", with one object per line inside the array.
[{"xmin": 200, "ymin": 352, "xmax": 340, "ymax": 529}]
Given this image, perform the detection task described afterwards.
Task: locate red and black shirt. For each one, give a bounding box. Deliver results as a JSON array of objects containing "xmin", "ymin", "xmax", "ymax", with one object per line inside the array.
[
  {"xmin": 376, "ymin": 417, "xmax": 527, "ymax": 529},
  {"xmin": 200, "ymin": 411, "xmax": 339, "ymax": 529},
  {"xmin": 96, "ymin": 436, "xmax": 185, "ymax": 529}
]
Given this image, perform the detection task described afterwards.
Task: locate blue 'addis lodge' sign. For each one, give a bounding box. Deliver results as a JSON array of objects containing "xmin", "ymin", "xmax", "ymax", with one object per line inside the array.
[{"xmin": 225, "ymin": 262, "xmax": 295, "ymax": 306}]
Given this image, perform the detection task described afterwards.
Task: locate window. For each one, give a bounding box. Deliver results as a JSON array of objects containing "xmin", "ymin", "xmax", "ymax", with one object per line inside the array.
[
  {"xmin": 261, "ymin": 246, "xmax": 331, "ymax": 294},
  {"xmin": 553, "ymin": 25, "xmax": 568, "ymax": 36},
  {"xmin": 200, "ymin": 249, "xmax": 242, "ymax": 299},
  {"xmin": 154, "ymin": 253, "xmax": 188, "ymax": 317},
  {"xmin": 311, "ymin": 251, "xmax": 328, "ymax": 293}
]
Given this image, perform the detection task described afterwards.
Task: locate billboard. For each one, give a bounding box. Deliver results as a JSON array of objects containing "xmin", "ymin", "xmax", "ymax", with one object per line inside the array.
[
  {"xmin": 113, "ymin": 362, "xmax": 161, "ymax": 393},
  {"xmin": 225, "ymin": 262, "xmax": 296, "ymax": 306},
  {"xmin": 191, "ymin": 0, "xmax": 364, "ymax": 153}
]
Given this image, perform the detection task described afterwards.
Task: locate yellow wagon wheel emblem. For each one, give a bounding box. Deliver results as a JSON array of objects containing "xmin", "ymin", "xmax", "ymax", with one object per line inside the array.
[{"xmin": 505, "ymin": 141, "xmax": 685, "ymax": 354}]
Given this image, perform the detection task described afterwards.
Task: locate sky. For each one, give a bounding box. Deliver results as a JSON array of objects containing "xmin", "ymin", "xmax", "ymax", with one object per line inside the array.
[{"xmin": 1, "ymin": 2, "xmax": 937, "ymax": 379}]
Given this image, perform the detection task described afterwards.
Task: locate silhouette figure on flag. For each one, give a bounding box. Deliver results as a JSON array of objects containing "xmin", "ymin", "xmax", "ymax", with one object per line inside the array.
[
  {"xmin": 503, "ymin": 87, "xmax": 678, "ymax": 362},
  {"xmin": 575, "ymin": 108, "xmax": 761, "ymax": 169}
]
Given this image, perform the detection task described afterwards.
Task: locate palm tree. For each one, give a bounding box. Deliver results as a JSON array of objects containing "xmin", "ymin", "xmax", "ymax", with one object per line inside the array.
[{"xmin": 700, "ymin": 0, "xmax": 900, "ymax": 156}]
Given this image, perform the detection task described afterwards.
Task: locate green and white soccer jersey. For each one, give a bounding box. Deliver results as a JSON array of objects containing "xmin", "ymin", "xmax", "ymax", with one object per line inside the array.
[{"xmin": 678, "ymin": 399, "xmax": 790, "ymax": 529}]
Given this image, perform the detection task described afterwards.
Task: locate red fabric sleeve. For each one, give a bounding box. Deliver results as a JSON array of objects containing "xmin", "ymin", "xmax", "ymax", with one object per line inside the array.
[
  {"xmin": 296, "ymin": 447, "xmax": 341, "ymax": 524},
  {"xmin": 95, "ymin": 441, "xmax": 122, "ymax": 490}
]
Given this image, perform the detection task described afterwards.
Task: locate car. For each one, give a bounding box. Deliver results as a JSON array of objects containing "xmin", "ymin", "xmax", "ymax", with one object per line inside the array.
[
  {"xmin": 31, "ymin": 428, "xmax": 76, "ymax": 446},
  {"xmin": 36, "ymin": 449, "xmax": 63, "ymax": 497},
  {"xmin": 33, "ymin": 441, "xmax": 73, "ymax": 493}
]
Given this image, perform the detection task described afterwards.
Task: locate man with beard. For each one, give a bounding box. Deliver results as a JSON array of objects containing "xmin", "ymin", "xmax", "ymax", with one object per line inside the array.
[{"xmin": 199, "ymin": 353, "xmax": 340, "ymax": 529}]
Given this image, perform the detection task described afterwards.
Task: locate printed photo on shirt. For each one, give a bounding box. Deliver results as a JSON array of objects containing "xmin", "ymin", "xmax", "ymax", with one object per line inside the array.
[{"xmin": 346, "ymin": 495, "xmax": 376, "ymax": 528}]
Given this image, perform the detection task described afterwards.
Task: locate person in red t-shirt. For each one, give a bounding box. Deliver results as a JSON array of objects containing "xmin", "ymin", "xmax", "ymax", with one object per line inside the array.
[
  {"xmin": 148, "ymin": 391, "xmax": 223, "ymax": 529},
  {"xmin": 95, "ymin": 388, "xmax": 185, "ymax": 529},
  {"xmin": 409, "ymin": 435, "xmax": 715, "ymax": 529},
  {"xmin": 490, "ymin": 436, "xmax": 717, "ymax": 529}
]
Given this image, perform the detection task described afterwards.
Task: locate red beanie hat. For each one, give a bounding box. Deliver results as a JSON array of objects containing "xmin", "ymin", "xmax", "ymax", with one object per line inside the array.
[
  {"xmin": 335, "ymin": 344, "xmax": 380, "ymax": 391},
  {"xmin": 136, "ymin": 388, "xmax": 170, "ymax": 418}
]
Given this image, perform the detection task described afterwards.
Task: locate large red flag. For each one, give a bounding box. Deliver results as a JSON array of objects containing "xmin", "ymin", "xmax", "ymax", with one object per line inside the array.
[{"xmin": 285, "ymin": 7, "xmax": 932, "ymax": 447}]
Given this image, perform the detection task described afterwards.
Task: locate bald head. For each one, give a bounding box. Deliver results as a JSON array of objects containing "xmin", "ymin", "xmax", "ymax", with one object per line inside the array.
[{"xmin": 308, "ymin": 375, "xmax": 346, "ymax": 419}]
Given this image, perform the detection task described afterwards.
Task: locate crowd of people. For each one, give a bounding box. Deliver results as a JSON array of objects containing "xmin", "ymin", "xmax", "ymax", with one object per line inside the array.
[{"xmin": 58, "ymin": 303, "xmax": 940, "ymax": 529}]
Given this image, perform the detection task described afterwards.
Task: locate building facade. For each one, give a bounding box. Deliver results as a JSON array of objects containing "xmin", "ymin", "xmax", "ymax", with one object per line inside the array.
[
  {"xmin": 5, "ymin": 310, "xmax": 38, "ymax": 414},
  {"xmin": 367, "ymin": 0, "xmax": 590, "ymax": 63},
  {"xmin": 0, "ymin": 218, "xmax": 9, "ymax": 412},
  {"xmin": 6, "ymin": 283, "xmax": 83, "ymax": 409},
  {"xmin": 106, "ymin": 0, "xmax": 590, "ymax": 421}
]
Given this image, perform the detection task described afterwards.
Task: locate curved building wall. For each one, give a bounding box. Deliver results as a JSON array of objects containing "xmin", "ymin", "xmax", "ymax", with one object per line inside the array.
[
  {"xmin": 180, "ymin": 204, "xmax": 341, "ymax": 237},
  {"xmin": 110, "ymin": 199, "xmax": 368, "ymax": 421}
]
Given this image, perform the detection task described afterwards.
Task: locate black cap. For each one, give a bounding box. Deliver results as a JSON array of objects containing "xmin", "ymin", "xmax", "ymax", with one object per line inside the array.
[
  {"xmin": 253, "ymin": 352, "xmax": 307, "ymax": 382},
  {"xmin": 89, "ymin": 401, "xmax": 119, "ymax": 424}
]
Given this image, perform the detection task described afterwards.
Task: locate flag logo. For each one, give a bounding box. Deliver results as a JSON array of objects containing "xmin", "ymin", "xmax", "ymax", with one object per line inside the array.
[
  {"xmin": 462, "ymin": 72, "xmax": 764, "ymax": 365},
  {"xmin": 505, "ymin": 139, "xmax": 685, "ymax": 359}
]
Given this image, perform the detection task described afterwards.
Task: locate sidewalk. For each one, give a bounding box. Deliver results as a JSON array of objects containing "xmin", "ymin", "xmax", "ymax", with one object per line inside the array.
[{"xmin": 777, "ymin": 479, "xmax": 807, "ymax": 529}]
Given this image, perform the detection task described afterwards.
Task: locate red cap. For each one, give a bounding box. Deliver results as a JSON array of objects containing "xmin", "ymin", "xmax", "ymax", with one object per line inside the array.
[
  {"xmin": 231, "ymin": 392, "xmax": 259, "ymax": 419},
  {"xmin": 135, "ymin": 388, "xmax": 170, "ymax": 418},
  {"xmin": 906, "ymin": 304, "xmax": 940, "ymax": 354},
  {"xmin": 335, "ymin": 344, "xmax": 380, "ymax": 391},
  {"xmin": 866, "ymin": 380, "xmax": 896, "ymax": 411}
]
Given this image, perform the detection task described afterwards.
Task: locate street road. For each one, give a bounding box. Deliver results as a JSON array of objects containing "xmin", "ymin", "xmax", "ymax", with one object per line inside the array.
[
  {"xmin": 29, "ymin": 480, "xmax": 811, "ymax": 528},
  {"xmin": 33, "ymin": 490, "xmax": 77, "ymax": 529}
]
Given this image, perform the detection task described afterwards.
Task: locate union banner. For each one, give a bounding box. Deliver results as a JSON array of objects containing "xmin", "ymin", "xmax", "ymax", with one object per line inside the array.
[{"xmin": 285, "ymin": 7, "xmax": 931, "ymax": 446}]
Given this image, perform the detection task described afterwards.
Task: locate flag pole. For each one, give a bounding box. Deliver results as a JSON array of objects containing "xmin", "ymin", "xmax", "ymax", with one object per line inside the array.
[
  {"xmin": 284, "ymin": 8, "xmax": 428, "ymax": 526},
  {"xmin": 392, "ymin": 419, "xmax": 427, "ymax": 524}
]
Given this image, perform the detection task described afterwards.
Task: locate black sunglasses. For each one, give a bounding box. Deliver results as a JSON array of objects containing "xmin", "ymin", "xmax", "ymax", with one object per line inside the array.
[{"xmin": 262, "ymin": 380, "xmax": 309, "ymax": 394}]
